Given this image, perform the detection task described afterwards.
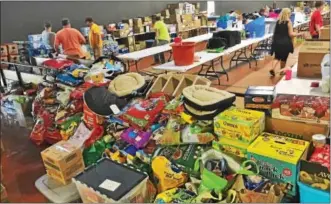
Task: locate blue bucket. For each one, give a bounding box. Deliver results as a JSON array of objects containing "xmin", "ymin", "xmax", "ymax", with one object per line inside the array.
[{"xmin": 297, "ymin": 181, "xmax": 330, "ymax": 203}]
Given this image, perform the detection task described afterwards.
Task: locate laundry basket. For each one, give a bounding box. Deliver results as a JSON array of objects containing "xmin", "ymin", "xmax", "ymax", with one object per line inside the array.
[{"xmin": 171, "ymin": 42, "xmax": 195, "ymax": 66}]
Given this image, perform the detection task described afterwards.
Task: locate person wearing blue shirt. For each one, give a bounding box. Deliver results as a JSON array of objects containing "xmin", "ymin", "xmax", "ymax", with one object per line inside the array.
[{"xmin": 41, "ymin": 21, "xmax": 55, "ymax": 50}]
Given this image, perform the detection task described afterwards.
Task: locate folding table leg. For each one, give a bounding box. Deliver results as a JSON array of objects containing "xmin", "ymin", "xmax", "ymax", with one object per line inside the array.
[
  {"xmin": 167, "ymin": 50, "xmax": 173, "ymax": 62},
  {"xmin": 220, "ymin": 56, "xmax": 229, "ymax": 82},
  {"xmin": 14, "ymin": 65, "xmax": 24, "ymax": 87},
  {"xmin": 0, "ymin": 69, "xmax": 7, "ymax": 87}
]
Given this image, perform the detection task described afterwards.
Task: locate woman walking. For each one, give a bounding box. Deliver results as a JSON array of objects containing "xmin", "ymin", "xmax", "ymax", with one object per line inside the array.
[{"xmin": 270, "ymin": 8, "xmax": 304, "ymax": 77}]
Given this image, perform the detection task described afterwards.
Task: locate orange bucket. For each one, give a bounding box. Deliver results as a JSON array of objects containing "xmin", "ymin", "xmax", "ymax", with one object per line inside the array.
[{"xmin": 171, "ymin": 42, "xmax": 195, "ymax": 66}]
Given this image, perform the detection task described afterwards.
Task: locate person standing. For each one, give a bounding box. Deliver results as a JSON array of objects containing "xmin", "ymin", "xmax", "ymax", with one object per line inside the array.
[
  {"xmin": 41, "ymin": 21, "xmax": 55, "ymax": 51},
  {"xmin": 85, "ymin": 17, "xmax": 103, "ymax": 59},
  {"xmin": 309, "ymin": 1, "xmax": 324, "ymax": 39},
  {"xmin": 152, "ymin": 16, "xmax": 170, "ymax": 65},
  {"xmin": 54, "ymin": 18, "xmax": 86, "ymax": 59},
  {"xmin": 270, "ymin": 8, "xmax": 304, "ymax": 77}
]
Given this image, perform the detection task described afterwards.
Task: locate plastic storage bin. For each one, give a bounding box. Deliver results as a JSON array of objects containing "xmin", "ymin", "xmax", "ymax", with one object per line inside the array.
[
  {"xmin": 297, "ymin": 181, "xmax": 330, "ymax": 203},
  {"xmin": 171, "ymin": 42, "xmax": 195, "ymax": 66},
  {"xmin": 73, "ymin": 158, "xmax": 148, "ymax": 203},
  {"xmin": 245, "ymin": 17, "xmax": 266, "ymax": 38},
  {"xmin": 35, "ymin": 174, "xmax": 80, "ymax": 203}
]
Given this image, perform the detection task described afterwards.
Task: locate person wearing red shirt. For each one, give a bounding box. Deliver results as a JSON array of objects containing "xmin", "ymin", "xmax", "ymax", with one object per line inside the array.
[{"xmin": 309, "ymin": 1, "xmax": 324, "ymax": 39}]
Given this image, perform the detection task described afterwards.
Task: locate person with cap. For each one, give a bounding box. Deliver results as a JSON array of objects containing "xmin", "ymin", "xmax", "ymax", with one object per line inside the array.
[
  {"xmin": 309, "ymin": 1, "xmax": 324, "ymax": 39},
  {"xmin": 85, "ymin": 17, "xmax": 103, "ymax": 59},
  {"xmin": 152, "ymin": 16, "xmax": 170, "ymax": 65},
  {"xmin": 41, "ymin": 21, "xmax": 55, "ymax": 51},
  {"xmin": 54, "ymin": 18, "xmax": 86, "ymax": 59}
]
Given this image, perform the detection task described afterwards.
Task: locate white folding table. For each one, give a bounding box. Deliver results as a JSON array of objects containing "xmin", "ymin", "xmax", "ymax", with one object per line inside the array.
[
  {"xmin": 154, "ymin": 33, "xmax": 274, "ymax": 85},
  {"xmin": 117, "ymin": 33, "xmax": 213, "ymax": 73},
  {"xmin": 154, "ymin": 51, "xmax": 228, "ymax": 85}
]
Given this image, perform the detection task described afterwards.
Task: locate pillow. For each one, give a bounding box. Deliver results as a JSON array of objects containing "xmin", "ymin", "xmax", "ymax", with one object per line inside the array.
[
  {"xmin": 183, "ymin": 85, "xmax": 235, "ymax": 111},
  {"xmin": 108, "ymin": 73, "xmax": 145, "ymax": 97}
]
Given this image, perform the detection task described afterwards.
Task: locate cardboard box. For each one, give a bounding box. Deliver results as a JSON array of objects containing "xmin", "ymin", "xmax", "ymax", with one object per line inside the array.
[
  {"xmin": 133, "ymin": 26, "xmax": 144, "ymax": 34},
  {"xmin": 41, "ymin": 140, "xmax": 85, "ymax": 185},
  {"xmin": 164, "ymin": 14, "xmax": 181, "ymax": 24},
  {"xmin": 266, "ymin": 117, "xmax": 329, "ymax": 141},
  {"xmin": 247, "ymin": 132, "xmax": 309, "ymax": 196},
  {"xmin": 125, "ymin": 36, "xmax": 134, "ymax": 46},
  {"xmin": 161, "ymin": 9, "xmax": 170, "ymax": 17},
  {"xmin": 323, "ymin": 17, "xmax": 330, "ymax": 26},
  {"xmin": 9, "ymin": 54, "xmax": 20, "ymax": 63},
  {"xmin": 193, "ymin": 19, "xmax": 201, "ymax": 28},
  {"xmin": 122, "ymin": 19, "xmax": 133, "ymax": 27},
  {"xmin": 299, "ymin": 140, "xmax": 330, "ymax": 192},
  {"xmin": 272, "ymin": 94, "xmax": 330, "ymax": 125},
  {"xmin": 212, "ymin": 138, "xmax": 249, "ymax": 158},
  {"xmin": 168, "ymin": 3, "xmax": 184, "ymax": 10},
  {"xmin": 181, "ymin": 14, "xmax": 193, "ymax": 23},
  {"xmin": 134, "ymin": 44, "xmax": 141, "ymax": 51},
  {"xmin": 297, "ymin": 41, "xmax": 330, "ymax": 78},
  {"xmin": 133, "ymin": 18, "xmax": 143, "ymax": 27},
  {"xmin": 113, "ymin": 29, "xmax": 130, "ymax": 38},
  {"xmin": 214, "ymin": 107, "xmax": 265, "ymax": 144},
  {"xmin": 5, "ymin": 43, "xmax": 18, "ymax": 55},
  {"xmin": 128, "ymin": 45, "xmax": 135, "ymax": 53},
  {"xmin": 244, "ymin": 86, "xmax": 275, "ymax": 114},
  {"xmin": 139, "ymin": 41, "xmax": 146, "ymax": 49},
  {"xmin": 0, "ymin": 45, "xmax": 7, "ymax": 56},
  {"xmin": 1, "ymin": 56, "xmax": 8, "ymax": 69},
  {"xmin": 320, "ymin": 26, "xmax": 330, "ymax": 40}
]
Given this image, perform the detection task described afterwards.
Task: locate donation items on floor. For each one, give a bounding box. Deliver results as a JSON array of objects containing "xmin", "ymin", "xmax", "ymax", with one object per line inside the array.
[
  {"xmin": 1, "ymin": 55, "xmax": 330, "ymax": 203},
  {"xmin": 1, "ymin": 52, "xmax": 330, "ymax": 203}
]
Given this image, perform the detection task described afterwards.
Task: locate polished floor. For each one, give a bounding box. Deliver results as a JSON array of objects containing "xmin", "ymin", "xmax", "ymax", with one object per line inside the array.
[{"xmin": 0, "ymin": 41, "xmax": 303, "ymax": 203}]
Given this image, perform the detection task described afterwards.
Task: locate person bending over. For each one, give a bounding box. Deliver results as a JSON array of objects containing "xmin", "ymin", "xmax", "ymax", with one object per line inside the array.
[
  {"xmin": 152, "ymin": 16, "xmax": 170, "ymax": 65},
  {"xmin": 85, "ymin": 17, "xmax": 103, "ymax": 59},
  {"xmin": 270, "ymin": 8, "xmax": 304, "ymax": 77},
  {"xmin": 54, "ymin": 18, "xmax": 86, "ymax": 59}
]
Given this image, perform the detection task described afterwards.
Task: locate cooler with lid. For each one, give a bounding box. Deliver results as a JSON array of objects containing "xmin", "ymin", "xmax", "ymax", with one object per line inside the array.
[{"xmin": 73, "ymin": 158, "xmax": 149, "ymax": 203}]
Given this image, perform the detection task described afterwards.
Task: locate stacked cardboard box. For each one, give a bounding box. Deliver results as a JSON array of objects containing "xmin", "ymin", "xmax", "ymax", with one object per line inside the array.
[
  {"xmin": 320, "ymin": 25, "xmax": 330, "ymax": 40},
  {"xmin": 113, "ymin": 23, "xmax": 131, "ymax": 38},
  {"xmin": 168, "ymin": 3, "xmax": 184, "ymax": 15},
  {"xmin": 41, "ymin": 140, "xmax": 85, "ymax": 185},
  {"xmin": 133, "ymin": 18, "xmax": 144, "ymax": 33},
  {"xmin": 134, "ymin": 41, "xmax": 147, "ymax": 51},
  {"xmin": 297, "ymin": 40, "xmax": 330, "ymax": 78},
  {"xmin": 122, "ymin": 19, "xmax": 133, "ymax": 27},
  {"xmin": 0, "ymin": 45, "xmax": 8, "ymax": 69}
]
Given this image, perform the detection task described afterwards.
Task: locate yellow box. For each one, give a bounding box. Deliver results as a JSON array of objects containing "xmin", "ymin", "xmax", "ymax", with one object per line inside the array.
[
  {"xmin": 213, "ymin": 137, "xmax": 249, "ymax": 158},
  {"xmin": 247, "ymin": 132, "xmax": 309, "ymax": 196},
  {"xmin": 214, "ymin": 107, "xmax": 265, "ymax": 143},
  {"xmin": 41, "ymin": 140, "xmax": 85, "ymax": 185}
]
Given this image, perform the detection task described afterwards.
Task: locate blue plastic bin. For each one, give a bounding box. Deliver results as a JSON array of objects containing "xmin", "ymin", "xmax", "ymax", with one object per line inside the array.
[
  {"xmin": 245, "ymin": 17, "xmax": 266, "ymax": 38},
  {"xmin": 217, "ymin": 21, "xmax": 228, "ymax": 29},
  {"xmin": 297, "ymin": 181, "xmax": 330, "ymax": 203},
  {"xmin": 290, "ymin": 13, "xmax": 295, "ymax": 24}
]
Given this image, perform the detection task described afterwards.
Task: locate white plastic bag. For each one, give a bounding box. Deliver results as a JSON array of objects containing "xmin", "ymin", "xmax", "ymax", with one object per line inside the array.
[{"xmin": 321, "ymin": 54, "xmax": 330, "ymax": 93}]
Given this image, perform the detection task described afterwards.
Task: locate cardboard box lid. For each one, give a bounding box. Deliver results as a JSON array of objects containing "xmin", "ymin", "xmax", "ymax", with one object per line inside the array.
[
  {"xmin": 74, "ymin": 158, "xmax": 147, "ymax": 201},
  {"xmin": 247, "ymin": 133, "xmax": 309, "ymax": 164},
  {"xmin": 300, "ymin": 41, "xmax": 330, "ymax": 54},
  {"xmin": 42, "ymin": 141, "xmax": 79, "ymax": 161}
]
